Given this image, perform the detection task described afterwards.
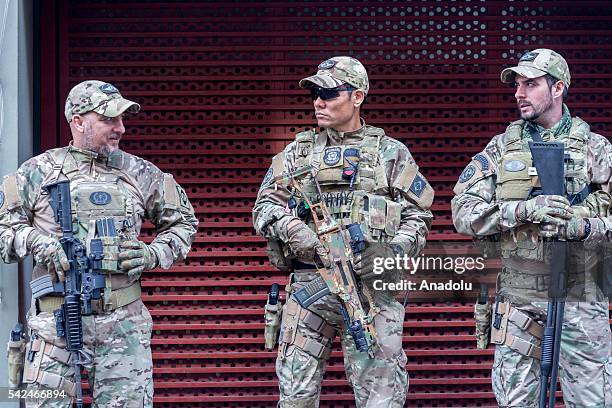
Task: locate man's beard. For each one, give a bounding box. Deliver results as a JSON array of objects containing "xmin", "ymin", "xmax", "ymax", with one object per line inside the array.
[
  {"xmin": 519, "ymin": 95, "xmax": 553, "ymax": 123},
  {"xmin": 82, "ymin": 130, "xmax": 113, "ymax": 157}
]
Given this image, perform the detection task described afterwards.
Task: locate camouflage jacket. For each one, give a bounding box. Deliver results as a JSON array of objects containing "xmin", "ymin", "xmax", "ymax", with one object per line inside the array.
[
  {"xmin": 0, "ymin": 145, "xmax": 198, "ymax": 288},
  {"xmin": 253, "ymin": 123, "xmax": 433, "ymax": 260},
  {"xmin": 451, "ymin": 117, "xmax": 612, "ymax": 248}
]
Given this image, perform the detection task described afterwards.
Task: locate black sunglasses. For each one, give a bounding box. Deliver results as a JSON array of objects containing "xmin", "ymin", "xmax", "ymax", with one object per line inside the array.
[{"xmin": 309, "ymin": 85, "xmax": 355, "ymax": 101}]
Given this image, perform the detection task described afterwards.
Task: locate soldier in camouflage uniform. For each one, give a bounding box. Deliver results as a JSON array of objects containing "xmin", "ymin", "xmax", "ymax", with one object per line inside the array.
[
  {"xmin": 0, "ymin": 80, "xmax": 198, "ymax": 407},
  {"xmin": 452, "ymin": 49, "xmax": 611, "ymax": 407},
  {"xmin": 253, "ymin": 56, "xmax": 434, "ymax": 407}
]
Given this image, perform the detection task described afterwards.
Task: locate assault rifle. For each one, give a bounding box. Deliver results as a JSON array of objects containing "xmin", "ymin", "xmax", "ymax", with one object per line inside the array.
[
  {"xmin": 272, "ymin": 166, "xmax": 379, "ymax": 357},
  {"xmin": 529, "ymin": 141, "xmax": 568, "ymax": 408},
  {"xmin": 43, "ymin": 180, "xmax": 107, "ymax": 408}
]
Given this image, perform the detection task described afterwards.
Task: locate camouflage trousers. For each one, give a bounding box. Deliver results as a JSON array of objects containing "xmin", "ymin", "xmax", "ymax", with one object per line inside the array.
[
  {"xmin": 277, "ymin": 280, "xmax": 407, "ymax": 408},
  {"xmin": 493, "ymin": 267, "xmax": 612, "ymax": 407},
  {"xmin": 24, "ymin": 299, "xmax": 154, "ymax": 408}
]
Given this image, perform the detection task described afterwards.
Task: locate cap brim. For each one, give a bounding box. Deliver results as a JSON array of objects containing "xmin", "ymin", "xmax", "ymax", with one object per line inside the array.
[
  {"xmin": 500, "ymin": 66, "xmax": 548, "ymax": 83},
  {"xmin": 299, "ymin": 74, "xmax": 345, "ymax": 89},
  {"xmin": 93, "ymin": 98, "xmax": 140, "ymax": 118}
]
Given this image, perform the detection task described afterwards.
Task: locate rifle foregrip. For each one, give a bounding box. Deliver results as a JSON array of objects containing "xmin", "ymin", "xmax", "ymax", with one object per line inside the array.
[
  {"xmin": 63, "ymin": 295, "xmax": 83, "ymax": 351},
  {"xmin": 540, "ymin": 327, "xmax": 554, "ymax": 376}
]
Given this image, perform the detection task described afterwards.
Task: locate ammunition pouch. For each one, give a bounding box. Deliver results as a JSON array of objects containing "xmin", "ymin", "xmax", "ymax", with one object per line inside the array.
[
  {"xmin": 474, "ymin": 300, "xmax": 491, "ymax": 350},
  {"xmin": 23, "ymin": 335, "xmax": 76, "ymax": 397},
  {"xmin": 7, "ymin": 336, "xmax": 25, "ymax": 388},
  {"xmin": 490, "ymin": 300, "xmax": 543, "ymax": 359},
  {"xmin": 496, "ymin": 152, "xmax": 533, "ymax": 201}
]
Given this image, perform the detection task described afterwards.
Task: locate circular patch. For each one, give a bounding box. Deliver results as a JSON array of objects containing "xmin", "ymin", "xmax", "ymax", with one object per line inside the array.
[
  {"xmin": 89, "ymin": 191, "xmax": 112, "ymax": 206},
  {"xmin": 504, "ymin": 160, "xmax": 526, "ymax": 172},
  {"xmin": 0, "ymin": 191, "xmax": 4, "ymax": 208},
  {"xmin": 99, "ymin": 83, "xmax": 119, "ymax": 94},
  {"xmin": 318, "ymin": 59, "xmax": 336, "ymax": 70},
  {"xmin": 323, "ymin": 147, "xmax": 341, "ymax": 166},
  {"xmin": 459, "ymin": 165, "xmax": 476, "ymax": 183}
]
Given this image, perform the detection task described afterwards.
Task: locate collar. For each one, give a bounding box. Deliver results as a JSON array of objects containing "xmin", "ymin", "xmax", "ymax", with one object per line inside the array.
[
  {"xmin": 523, "ymin": 104, "xmax": 572, "ymax": 141},
  {"xmin": 67, "ymin": 142, "xmax": 123, "ymax": 168},
  {"xmin": 324, "ymin": 118, "xmax": 367, "ymax": 146}
]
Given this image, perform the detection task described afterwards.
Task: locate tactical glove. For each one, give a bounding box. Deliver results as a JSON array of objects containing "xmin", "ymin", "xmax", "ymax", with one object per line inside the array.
[
  {"xmin": 118, "ymin": 240, "xmax": 159, "ymax": 280},
  {"xmin": 27, "ymin": 231, "xmax": 69, "ymax": 282},
  {"xmin": 515, "ymin": 195, "xmax": 573, "ymax": 225},
  {"xmin": 285, "ymin": 221, "xmax": 330, "ymax": 268},
  {"xmin": 540, "ymin": 216, "xmax": 588, "ymax": 241},
  {"xmin": 353, "ymin": 243, "xmax": 402, "ymax": 280}
]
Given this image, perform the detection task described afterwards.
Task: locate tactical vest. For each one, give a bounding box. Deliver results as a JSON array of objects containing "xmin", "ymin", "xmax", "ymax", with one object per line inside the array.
[
  {"xmin": 496, "ymin": 118, "xmax": 591, "ymax": 261},
  {"xmin": 47, "ymin": 148, "xmax": 138, "ymax": 273},
  {"xmin": 294, "ymin": 126, "xmax": 401, "ymax": 243}
]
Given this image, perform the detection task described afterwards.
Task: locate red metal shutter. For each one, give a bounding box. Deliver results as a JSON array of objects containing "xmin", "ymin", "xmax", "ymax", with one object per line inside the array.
[{"xmin": 39, "ymin": 1, "xmax": 612, "ymax": 406}]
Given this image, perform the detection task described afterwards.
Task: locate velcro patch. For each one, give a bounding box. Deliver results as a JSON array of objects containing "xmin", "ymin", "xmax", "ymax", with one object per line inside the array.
[
  {"xmin": 473, "ymin": 154, "xmax": 489, "ymax": 171},
  {"xmin": 323, "ymin": 147, "xmax": 341, "ymax": 166},
  {"xmin": 459, "ymin": 165, "xmax": 476, "ymax": 183},
  {"xmin": 409, "ymin": 174, "xmax": 426, "ymax": 197}
]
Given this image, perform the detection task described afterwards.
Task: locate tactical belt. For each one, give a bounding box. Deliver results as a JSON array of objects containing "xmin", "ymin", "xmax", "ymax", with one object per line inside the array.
[
  {"xmin": 36, "ymin": 282, "xmax": 141, "ymax": 314},
  {"xmin": 294, "ymin": 275, "xmax": 330, "ymax": 308}
]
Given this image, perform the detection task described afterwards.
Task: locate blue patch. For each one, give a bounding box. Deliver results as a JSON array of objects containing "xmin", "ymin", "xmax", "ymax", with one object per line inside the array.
[
  {"xmin": 519, "ymin": 51, "xmax": 538, "ymax": 62},
  {"xmin": 318, "ymin": 59, "xmax": 336, "ymax": 70},
  {"xmin": 99, "ymin": 83, "xmax": 119, "ymax": 94},
  {"xmin": 459, "ymin": 165, "xmax": 476, "ymax": 183},
  {"xmin": 323, "ymin": 147, "xmax": 341, "ymax": 166},
  {"xmin": 504, "ymin": 160, "xmax": 526, "ymax": 172},
  {"xmin": 409, "ymin": 174, "xmax": 427, "ymax": 197},
  {"xmin": 473, "ymin": 154, "xmax": 489, "ymax": 171},
  {"xmin": 0, "ymin": 191, "xmax": 4, "ymax": 209},
  {"xmin": 89, "ymin": 191, "xmax": 112, "ymax": 205},
  {"xmin": 344, "ymin": 148, "xmax": 360, "ymax": 159}
]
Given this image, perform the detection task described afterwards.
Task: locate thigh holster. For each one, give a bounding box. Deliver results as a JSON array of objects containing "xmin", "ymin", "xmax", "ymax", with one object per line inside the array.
[
  {"xmin": 278, "ymin": 297, "xmax": 336, "ymax": 360},
  {"xmin": 490, "ymin": 300, "xmax": 544, "ymax": 359},
  {"xmin": 23, "ymin": 335, "xmax": 76, "ymax": 397}
]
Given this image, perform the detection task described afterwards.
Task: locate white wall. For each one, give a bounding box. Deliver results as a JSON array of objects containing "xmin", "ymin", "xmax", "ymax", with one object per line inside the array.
[{"xmin": 0, "ymin": 0, "xmax": 32, "ymax": 405}]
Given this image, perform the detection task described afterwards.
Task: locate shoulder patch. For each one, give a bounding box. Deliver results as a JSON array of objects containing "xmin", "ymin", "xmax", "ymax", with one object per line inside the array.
[
  {"xmin": 473, "ymin": 154, "xmax": 489, "ymax": 171},
  {"xmin": 459, "ymin": 164, "xmax": 476, "ymax": 183},
  {"xmin": 407, "ymin": 171, "xmax": 434, "ymax": 209},
  {"xmin": 453, "ymin": 158, "xmax": 491, "ymax": 196},
  {"xmin": 162, "ymin": 173, "xmax": 191, "ymax": 209},
  {"xmin": 409, "ymin": 174, "xmax": 426, "ymax": 197},
  {"xmin": 2, "ymin": 174, "xmax": 21, "ymax": 211}
]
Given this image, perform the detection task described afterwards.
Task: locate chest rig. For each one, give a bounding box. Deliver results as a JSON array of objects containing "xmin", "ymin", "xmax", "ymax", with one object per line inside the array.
[
  {"xmin": 292, "ymin": 126, "xmax": 401, "ymax": 242},
  {"xmin": 47, "ymin": 149, "xmax": 138, "ymax": 273},
  {"xmin": 496, "ymin": 118, "xmax": 591, "ymax": 261}
]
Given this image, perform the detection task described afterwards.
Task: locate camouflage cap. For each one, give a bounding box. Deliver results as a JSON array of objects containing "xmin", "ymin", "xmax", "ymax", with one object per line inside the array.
[
  {"xmin": 64, "ymin": 80, "xmax": 140, "ymax": 122},
  {"xmin": 500, "ymin": 48, "xmax": 571, "ymax": 88},
  {"xmin": 299, "ymin": 56, "xmax": 369, "ymax": 95}
]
